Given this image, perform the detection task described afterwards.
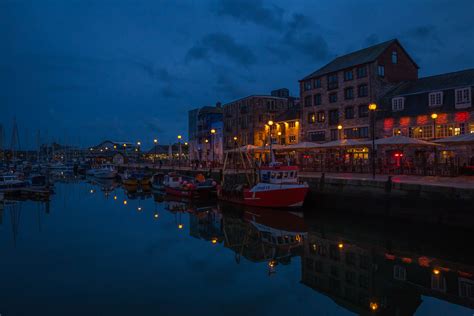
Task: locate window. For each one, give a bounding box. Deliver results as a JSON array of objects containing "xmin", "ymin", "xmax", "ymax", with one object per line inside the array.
[
  {"xmin": 289, "ymin": 135, "xmax": 296, "ymax": 143},
  {"xmin": 411, "ymin": 125, "xmax": 433, "ymax": 139},
  {"xmin": 304, "ymin": 95, "xmax": 312, "ymax": 107},
  {"xmin": 314, "ymin": 93, "xmax": 322, "ymax": 105},
  {"xmin": 359, "ymin": 275, "xmax": 369, "ymax": 289},
  {"xmin": 327, "ymin": 74, "xmax": 338, "ymax": 90},
  {"xmin": 393, "ymin": 265, "xmax": 407, "ymax": 281},
  {"xmin": 304, "ymin": 81, "xmax": 312, "ymax": 91},
  {"xmin": 429, "ymin": 92, "xmax": 443, "ymax": 107},
  {"xmin": 307, "ymin": 112, "xmax": 316, "ymax": 124},
  {"xmin": 344, "ymin": 70, "xmax": 353, "ymax": 81},
  {"xmin": 459, "ymin": 278, "xmax": 474, "ymax": 298},
  {"xmin": 317, "ymin": 111, "xmax": 325, "ymax": 123},
  {"xmin": 329, "ymin": 93, "xmax": 338, "ymax": 103},
  {"xmin": 330, "ymin": 129, "xmax": 338, "ymax": 141},
  {"xmin": 309, "ymin": 131, "xmax": 326, "ymax": 141},
  {"xmin": 392, "ymin": 51, "xmax": 398, "ymax": 64},
  {"xmin": 313, "ymin": 78, "xmax": 321, "ymax": 88},
  {"xmin": 393, "ymin": 128, "xmax": 403, "ymax": 136},
  {"xmin": 378, "ymin": 65, "xmax": 385, "ymax": 77},
  {"xmin": 329, "ymin": 109, "xmax": 339, "ymax": 125},
  {"xmin": 431, "ymin": 274, "xmax": 447, "ymax": 292},
  {"xmin": 455, "ymin": 88, "xmax": 471, "ymax": 108},
  {"xmin": 358, "ymin": 104, "xmax": 369, "ymax": 117},
  {"xmin": 345, "ymin": 252, "xmax": 356, "ymax": 266},
  {"xmin": 344, "ymin": 87, "xmax": 354, "ymax": 100},
  {"xmin": 436, "ymin": 124, "xmax": 462, "ymax": 138},
  {"xmin": 357, "ymin": 66, "xmax": 367, "ymax": 78},
  {"xmin": 344, "ymin": 127, "xmax": 369, "ymax": 139},
  {"xmin": 358, "ymin": 84, "xmax": 368, "ymax": 97},
  {"xmin": 345, "ymin": 107, "xmax": 354, "ymax": 119},
  {"xmin": 289, "ymin": 121, "xmax": 296, "ymax": 128},
  {"xmin": 392, "ymin": 97, "xmax": 405, "ymax": 111}
]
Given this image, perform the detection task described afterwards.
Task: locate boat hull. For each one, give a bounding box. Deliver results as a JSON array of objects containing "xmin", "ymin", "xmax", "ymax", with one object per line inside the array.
[{"xmin": 219, "ymin": 185, "xmax": 308, "ymax": 208}]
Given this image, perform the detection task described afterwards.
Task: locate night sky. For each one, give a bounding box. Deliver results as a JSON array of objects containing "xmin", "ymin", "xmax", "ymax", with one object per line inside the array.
[{"xmin": 1, "ymin": 0, "xmax": 473, "ymax": 149}]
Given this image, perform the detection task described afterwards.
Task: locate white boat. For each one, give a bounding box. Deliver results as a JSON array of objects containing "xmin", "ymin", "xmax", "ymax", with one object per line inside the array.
[
  {"xmin": 0, "ymin": 174, "xmax": 29, "ymax": 191},
  {"xmin": 88, "ymin": 164, "xmax": 117, "ymax": 179}
]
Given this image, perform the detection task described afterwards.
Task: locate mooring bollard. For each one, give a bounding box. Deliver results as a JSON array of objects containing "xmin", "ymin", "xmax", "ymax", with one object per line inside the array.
[
  {"xmin": 385, "ymin": 175, "xmax": 392, "ymax": 193},
  {"xmin": 320, "ymin": 172, "xmax": 325, "ymax": 191}
]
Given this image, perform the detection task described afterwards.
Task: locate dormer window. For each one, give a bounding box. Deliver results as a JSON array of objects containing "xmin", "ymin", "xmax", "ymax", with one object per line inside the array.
[
  {"xmin": 392, "ymin": 51, "xmax": 398, "ymax": 64},
  {"xmin": 429, "ymin": 92, "xmax": 443, "ymax": 107},
  {"xmin": 304, "ymin": 81, "xmax": 312, "ymax": 91},
  {"xmin": 455, "ymin": 88, "xmax": 471, "ymax": 109},
  {"xmin": 392, "ymin": 97, "xmax": 404, "ymax": 111}
]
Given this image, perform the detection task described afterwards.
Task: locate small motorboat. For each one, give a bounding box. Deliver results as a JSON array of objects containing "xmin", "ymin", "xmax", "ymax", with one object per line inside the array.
[
  {"xmin": 88, "ymin": 164, "xmax": 117, "ymax": 179},
  {"xmin": 164, "ymin": 173, "xmax": 217, "ymax": 199},
  {"xmin": 0, "ymin": 174, "xmax": 29, "ymax": 191},
  {"xmin": 151, "ymin": 173, "xmax": 165, "ymax": 191}
]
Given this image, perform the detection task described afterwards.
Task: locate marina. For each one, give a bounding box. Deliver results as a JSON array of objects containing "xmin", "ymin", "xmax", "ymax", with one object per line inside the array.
[{"xmin": 1, "ymin": 178, "xmax": 473, "ymax": 315}]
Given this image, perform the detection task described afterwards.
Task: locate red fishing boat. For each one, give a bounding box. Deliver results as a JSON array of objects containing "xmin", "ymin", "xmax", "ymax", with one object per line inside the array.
[{"xmin": 218, "ymin": 163, "xmax": 309, "ymax": 208}]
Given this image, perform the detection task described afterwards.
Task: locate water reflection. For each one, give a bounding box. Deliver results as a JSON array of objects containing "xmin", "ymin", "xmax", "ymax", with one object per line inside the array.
[{"xmin": 1, "ymin": 179, "xmax": 473, "ymax": 316}]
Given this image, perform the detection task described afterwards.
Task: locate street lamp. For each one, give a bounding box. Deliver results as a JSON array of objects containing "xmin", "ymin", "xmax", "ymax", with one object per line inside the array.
[
  {"xmin": 431, "ymin": 113, "xmax": 438, "ymax": 174},
  {"xmin": 369, "ymin": 103, "xmax": 377, "ymax": 179},
  {"xmin": 337, "ymin": 124, "xmax": 343, "ymax": 140},
  {"xmin": 277, "ymin": 131, "xmax": 282, "ymax": 145},
  {"xmin": 267, "ymin": 121, "xmax": 274, "ymax": 163},
  {"xmin": 177, "ymin": 135, "xmax": 182, "ymax": 168},
  {"xmin": 210, "ymin": 129, "xmax": 216, "ymax": 166},
  {"xmin": 153, "ymin": 138, "xmax": 158, "ymax": 166}
]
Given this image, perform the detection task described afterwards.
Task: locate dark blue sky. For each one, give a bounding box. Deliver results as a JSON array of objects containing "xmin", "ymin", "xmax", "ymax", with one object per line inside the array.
[{"xmin": 1, "ymin": 0, "xmax": 473, "ymax": 149}]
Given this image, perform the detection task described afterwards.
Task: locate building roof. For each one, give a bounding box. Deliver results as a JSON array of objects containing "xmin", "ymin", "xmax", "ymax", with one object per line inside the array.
[
  {"xmin": 198, "ymin": 106, "xmax": 223, "ymax": 115},
  {"xmin": 274, "ymin": 106, "xmax": 301, "ymax": 122},
  {"xmin": 222, "ymin": 94, "xmax": 288, "ymax": 106},
  {"xmin": 301, "ymin": 39, "xmax": 418, "ymax": 80},
  {"xmin": 384, "ymin": 68, "xmax": 474, "ymax": 97}
]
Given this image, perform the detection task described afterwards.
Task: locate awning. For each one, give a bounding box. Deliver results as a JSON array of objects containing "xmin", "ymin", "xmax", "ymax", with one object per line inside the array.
[
  {"xmin": 374, "ymin": 135, "xmax": 439, "ymax": 146},
  {"xmin": 318, "ymin": 139, "xmax": 370, "ymax": 148},
  {"xmin": 433, "ymin": 133, "xmax": 474, "ymax": 144},
  {"xmin": 278, "ymin": 141, "xmax": 322, "ymax": 150}
]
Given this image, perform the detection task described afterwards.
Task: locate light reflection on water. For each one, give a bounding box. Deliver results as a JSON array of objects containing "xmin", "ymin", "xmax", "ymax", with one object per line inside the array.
[{"xmin": 0, "ymin": 179, "xmax": 473, "ymax": 316}]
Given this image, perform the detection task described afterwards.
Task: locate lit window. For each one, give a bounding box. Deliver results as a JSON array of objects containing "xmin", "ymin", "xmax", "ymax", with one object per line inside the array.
[
  {"xmin": 308, "ymin": 112, "xmax": 316, "ymax": 124},
  {"xmin": 429, "ymin": 92, "xmax": 443, "ymax": 107},
  {"xmin": 289, "ymin": 121, "xmax": 296, "ymax": 128},
  {"xmin": 289, "ymin": 135, "xmax": 296, "ymax": 143},
  {"xmin": 455, "ymin": 88, "xmax": 471, "ymax": 108},
  {"xmin": 392, "ymin": 97, "xmax": 405, "ymax": 111}
]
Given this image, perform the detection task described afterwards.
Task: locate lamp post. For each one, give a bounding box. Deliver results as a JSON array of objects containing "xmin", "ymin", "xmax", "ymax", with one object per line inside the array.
[
  {"xmin": 233, "ymin": 136, "xmax": 238, "ymax": 170},
  {"xmin": 268, "ymin": 120, "xmax": 274, "ymax": 164},
  {"xmin": 337, "ymin": 124, "xmax": 343, "ymax": 140},
  {"xmin": 210, "ymin": 128, "xmax": 216, "ymax": 166},
  {"xmin": 153, "ymin": 139, "xmax": 158, "ymax": 166},
  {"xmin": 431, "ymin": 113, "xmax": 438, "ymax": 174},
  {"xmin": 369, "ymin": 103, "xmax": 377, "ymax": 179},
  {"xmin": 177, "ymin": 135, "xmax": 182, "ymax": 168},
  {"xmin": 277, "ymin": 131, "xmax": 282, "ymax": 145}
]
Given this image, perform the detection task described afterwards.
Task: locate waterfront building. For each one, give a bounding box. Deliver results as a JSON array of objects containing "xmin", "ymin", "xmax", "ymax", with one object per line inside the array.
[
  {"xmin": 222, "ymin": 89, "xmax": 297, "ymax": 150},
  {"xmin": 188, "ymin": 103, "xmax": 223, "ymax": 163},
  {"xmin": 273, "ymin": 104, "xmax": 301, "ymax": 145},
  {"xmin": 300, "ymin": 39, "xmax": 419, "ymax": 143},
  {"xmin": 88, "ymin": 140, "xmax": 140, "ymax": 164},
  {"xmin": 378, "ymin": 69, "xmax": 474, "ymax": 165}
]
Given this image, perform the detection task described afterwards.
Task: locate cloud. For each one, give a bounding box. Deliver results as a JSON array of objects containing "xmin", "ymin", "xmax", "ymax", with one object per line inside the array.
[
  {"xmin": 186, "ymin": 33, "xmax": 256, "ymax": 66},
  {"xmin": 213, "ymin": 0, "xmax": 284, "ymax": 30}
]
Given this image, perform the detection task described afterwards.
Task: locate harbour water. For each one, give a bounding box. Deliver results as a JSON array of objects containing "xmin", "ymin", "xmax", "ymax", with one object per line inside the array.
[{"xmin": 1, "ymin": 178, "xmax": 473, "ymax": 316}]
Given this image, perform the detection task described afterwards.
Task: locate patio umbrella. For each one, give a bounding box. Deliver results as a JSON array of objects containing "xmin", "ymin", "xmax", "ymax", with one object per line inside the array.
[
  {"xmin": 224, "ymin": 145, "xmax": 260, "ymax": 153},
  {"xmin": 280, "ymin": 141, "xmax": 322, "ymax": 150},
  {"xmin": 374, "ymin": 135, "xmax": 440, "ymax": 146},
  {"xmin": 318, "ymin": 139, "xmax": 371, "ymax": 148},
  {"xmin": 433, "ymin": 133, "xmax": 474, "ymax": 144}
]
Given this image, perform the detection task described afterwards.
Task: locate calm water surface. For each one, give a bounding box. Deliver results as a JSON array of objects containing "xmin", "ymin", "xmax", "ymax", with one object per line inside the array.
[{"xmin": 1, "ymin": 179, "xmax": 473, "ymax": 316}]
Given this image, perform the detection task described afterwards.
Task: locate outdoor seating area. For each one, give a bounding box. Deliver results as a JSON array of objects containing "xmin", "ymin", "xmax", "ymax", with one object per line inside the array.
[{"xmin": 226, "ymin": 135, "xmax": 474, "ymax": 177}]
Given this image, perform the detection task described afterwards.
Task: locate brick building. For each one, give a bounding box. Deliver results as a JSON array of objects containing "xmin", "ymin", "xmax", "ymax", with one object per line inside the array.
[
  {"xmin": 222, "ymin": 89, "xmax": 297, "ymax": 150},
  {"xmin": 300, "ymin": 39, "xmax": 419, "ymax": 143},
  {"xmin": 378, "ymin": 69, "xmax": 474, "ymax": 138}
]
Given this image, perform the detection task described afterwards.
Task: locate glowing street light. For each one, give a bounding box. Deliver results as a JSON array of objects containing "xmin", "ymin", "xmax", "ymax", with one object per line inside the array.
[{"xmin": 369, "ymin": 103, "xmax": 377, "ymax": 179}]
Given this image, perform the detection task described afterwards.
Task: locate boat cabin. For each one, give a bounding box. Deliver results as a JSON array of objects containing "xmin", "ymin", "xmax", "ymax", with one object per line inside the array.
[{"xmin": 258, "ymin": 165, "xmax": 299, "ymax": 184}]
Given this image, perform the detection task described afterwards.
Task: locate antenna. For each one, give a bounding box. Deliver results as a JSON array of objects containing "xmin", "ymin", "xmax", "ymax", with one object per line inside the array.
[{"xmin": 10, "ymin": 118, "xmax": 21, "ymax": 161}]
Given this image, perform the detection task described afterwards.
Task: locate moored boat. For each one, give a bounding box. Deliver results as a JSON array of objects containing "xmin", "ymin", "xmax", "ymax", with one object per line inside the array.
[
  {"xmin": 88, "ymin": 164, "xmax": 117, "ymax": 179},
  {"xmin": 0, "ymin": 174, "xmax": 29, "ymax": 191},
  {"xmin": 164, "ymin": 173, "xmax": 217, "ymax": 199},
  {"xmin": 218, "ymin": 164, "xmax": 309, "ymax": 208}
]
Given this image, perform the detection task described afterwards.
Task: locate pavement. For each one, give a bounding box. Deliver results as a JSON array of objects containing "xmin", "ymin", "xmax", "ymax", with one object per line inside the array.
[{"xmin": 299, "ymin": 172, "xmax": 474, "ymax": 189}]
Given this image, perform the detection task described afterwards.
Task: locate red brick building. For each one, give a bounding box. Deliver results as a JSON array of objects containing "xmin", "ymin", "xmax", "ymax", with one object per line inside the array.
[{"xmin": 300, "ymin": 39, "xmax": 419, "ymax": 142}]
